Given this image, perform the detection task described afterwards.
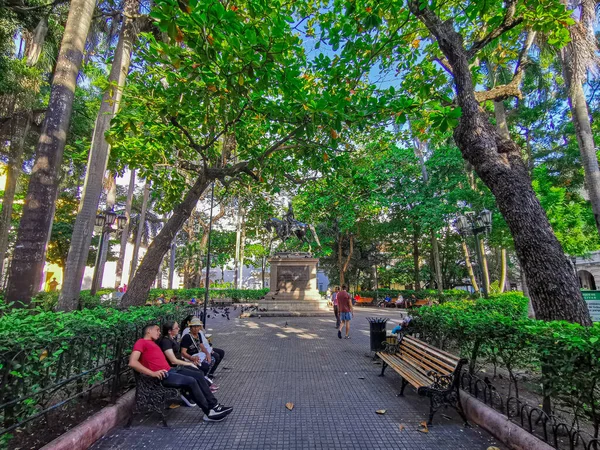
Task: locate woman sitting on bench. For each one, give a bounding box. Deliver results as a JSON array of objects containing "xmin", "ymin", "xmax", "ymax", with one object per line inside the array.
[{"xmin": 181, "ymin": 318, "xmax": 225, "ymax": 381}]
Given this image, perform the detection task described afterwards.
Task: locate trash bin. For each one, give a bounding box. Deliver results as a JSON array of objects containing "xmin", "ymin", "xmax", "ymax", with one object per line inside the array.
[{"xmin": 366, "ymin": 317, "xmax": 389, "ymax": 351}]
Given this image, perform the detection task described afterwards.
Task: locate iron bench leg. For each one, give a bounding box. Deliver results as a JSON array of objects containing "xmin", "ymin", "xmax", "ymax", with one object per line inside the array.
[
  {"xmin": 379, "ymin": 361, "xmax": 388, "ymax": 377},
  {"xmin": 396, "ymin": 378, "xmax": 409, "ymax": 397}
]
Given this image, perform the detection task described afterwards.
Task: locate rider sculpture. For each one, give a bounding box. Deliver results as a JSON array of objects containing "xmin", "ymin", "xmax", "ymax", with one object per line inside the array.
[{"xmin": 265, "ymin": 203, "xmax": 321, "ymax": 252}]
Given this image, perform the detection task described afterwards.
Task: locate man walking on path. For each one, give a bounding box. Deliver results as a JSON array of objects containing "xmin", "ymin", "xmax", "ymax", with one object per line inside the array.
[
  {"xmin": 332, "ymin": 286, "xmax": 340, "ymax": 328},
  {"xmin": 337, "ymin": 285, "xmax": 353, "ymax": 339}
]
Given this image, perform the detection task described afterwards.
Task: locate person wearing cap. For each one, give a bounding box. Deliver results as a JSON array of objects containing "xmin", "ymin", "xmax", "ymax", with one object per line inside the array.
[
  {"xmin": 129, "ymin": 323, "xmax": 233, "ymax": 422},
  {"xmin": 181, "ymin": 317, "xmax": 225, "ymax": 379}
]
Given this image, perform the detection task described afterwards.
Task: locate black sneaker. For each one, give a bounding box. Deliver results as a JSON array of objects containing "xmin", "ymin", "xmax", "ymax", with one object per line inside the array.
[
  {"xmin": 203, "ymin": 404, "xmax": 233, "ymax": 422},
  {"xmin": 211, "ymin": 404, "xmax": 233, "ymax": 415},
  {"xmin": 337, "ymin": 330, "xmax": 342, "ymax": 339}
]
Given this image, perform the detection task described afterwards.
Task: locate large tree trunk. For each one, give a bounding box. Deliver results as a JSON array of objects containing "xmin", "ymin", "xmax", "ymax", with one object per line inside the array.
[
  {"xmin": 128, "ymin": 180, "xmax": 150, "ymax": 284},
  {"xmin": 120, "ymin": 175, "xmax": 209, "ymax": 307},
  {"xmin": 58, "ymin": 1, "xmax": 140, "ymax": 311},
  {"xmin": 5, "ymin": 0, "xmax": 96, "ymax": 306},
  {"xmin": 462, "ymin": 240, "xmax": 479, "ymax": 293},
  {"xmin": 0, "ymin": 114, "xmax": 30, "ymax": 281},
  {"xmin": 115, "ymin": 169, "xmax": 136, "ymax": 288},
  {"xmin": 410, "ymin": 4, "xmax": 591, "ymax": 325}
]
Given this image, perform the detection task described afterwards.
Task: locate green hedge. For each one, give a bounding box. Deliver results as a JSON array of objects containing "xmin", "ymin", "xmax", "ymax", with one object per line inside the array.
[
  {"xmin": 411, "ymin": 293, "xmax": 600, "ymax": 432},
  {"xmin": 357, "ymin": 288, "xmax": 473, "ymax": 303},
  {"xmin": 26, "ymin": 287, "xmax": 270, "ymax": 311}
]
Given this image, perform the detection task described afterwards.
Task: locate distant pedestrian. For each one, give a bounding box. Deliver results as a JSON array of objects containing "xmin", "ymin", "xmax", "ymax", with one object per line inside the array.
[
  {"xmin": 332, "ymin": 286, "xmax": 340, "ymax": 328},
  {"xmin": 337, "ymin": 285, "xmax": 353, "ymax": 339}
]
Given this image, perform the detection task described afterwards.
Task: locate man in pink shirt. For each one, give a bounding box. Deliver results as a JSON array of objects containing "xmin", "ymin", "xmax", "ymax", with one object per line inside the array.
[{"xmin": 336, "ymin": 285, "xmax": 353, "ymax": 339}]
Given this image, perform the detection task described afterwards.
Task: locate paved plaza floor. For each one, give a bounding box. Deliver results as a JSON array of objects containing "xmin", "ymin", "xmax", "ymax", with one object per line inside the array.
[{"xmin": 92, "ymin": 307, "xmax": 504, "ymax": 450}]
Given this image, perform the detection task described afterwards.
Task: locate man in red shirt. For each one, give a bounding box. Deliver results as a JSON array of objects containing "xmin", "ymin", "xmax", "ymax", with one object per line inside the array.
[
  {"xmin": 336, "ymin": 284, "xmax": 353, "ymax": 339},
  {"xmin": 129, "ymin": 323, "xmax": 233, "ymax": 422}
]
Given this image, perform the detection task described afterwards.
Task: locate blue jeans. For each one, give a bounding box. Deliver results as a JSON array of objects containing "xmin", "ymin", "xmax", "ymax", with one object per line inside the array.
[{"xmin": 162, "ymin": 366, "xmax": 217, "ymax": 414}]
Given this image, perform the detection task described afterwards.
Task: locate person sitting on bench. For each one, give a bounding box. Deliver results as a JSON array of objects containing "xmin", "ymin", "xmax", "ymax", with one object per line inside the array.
[
  {"xmin": 129, "ymin": 323, "xmax": 233, "ymax": 422},
  {"xmin": 181, "ymin": 317, "xmax": 225, "ymax": 379}
]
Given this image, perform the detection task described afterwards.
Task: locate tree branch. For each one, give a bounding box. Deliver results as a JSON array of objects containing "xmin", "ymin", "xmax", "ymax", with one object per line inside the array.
[{"xmin": 466, "ymin": 0, "xmax": 523, "ymax": 60}]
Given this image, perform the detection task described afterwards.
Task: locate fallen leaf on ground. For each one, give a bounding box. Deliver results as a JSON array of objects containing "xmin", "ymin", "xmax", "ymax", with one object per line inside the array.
[
  {"xmin": 376, "ymin": 409, "xmax": 387, "ymax": 415},
  {"xmin": 285, "ymin": 402, "xmax": 294, "ymax": 411},
  {"xmin": 399, "ymin": 424, "xmax": 405, "ymax": 432},
  {"xmin": 418, "ymin": 421, "xmax": 429, "ymax": 433},
  {"xmin": 169, "ymin": 404, "xmax": 180, "ymax": 409}
]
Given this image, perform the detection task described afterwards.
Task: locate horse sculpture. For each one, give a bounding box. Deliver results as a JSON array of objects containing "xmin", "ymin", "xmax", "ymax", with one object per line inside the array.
[{"xmin": 264, "ymin": 204, "xmax": 321, "ymax": 252}]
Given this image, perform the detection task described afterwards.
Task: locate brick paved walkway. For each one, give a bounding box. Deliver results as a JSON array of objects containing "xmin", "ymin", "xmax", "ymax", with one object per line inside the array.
[{"xmin": 92, "ymin": 307, "xmax": 503, "ymax": 450}]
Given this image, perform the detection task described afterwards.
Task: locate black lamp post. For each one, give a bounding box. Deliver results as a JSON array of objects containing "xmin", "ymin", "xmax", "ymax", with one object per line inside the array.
[
  {"xmin": 91, "ymin": 209, "xmax": 127, "ymax": 295},
  {"xmin": 456, "ymin": 209, "xmax": 492, "ymax": 298}
]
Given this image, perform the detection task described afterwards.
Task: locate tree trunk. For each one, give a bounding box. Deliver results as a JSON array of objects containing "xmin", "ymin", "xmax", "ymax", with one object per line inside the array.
[
  {"xmin": 410, "ymin": 3, "xmax": 591, "ymax": 325},
  {"xmin": 120, "ymin": 175, "xmax": 209, "ymax": 307},
  {"xmin": 413, "ymin": 137, "xmax": 443, "ymax": 292},
  {"xmin": 499, "ymin": 248, "xmax": 507, "ymax": 293},
  {"xmin": 566, "ymin": 75, "xmax": 600, "ymax": 236},
  {"xmin": 128, "ymin": 180, "xmax": 150, "ymax": 284},
  {"xmin": 5, "ymin": 0, "xmax": 96, "ymax": 306},
  {"xmin": 95, "ymin": 173, "xmax": 117, "ymax": 290},
  {"xmin": 431, "ymin": 230, "xmax": 443, "ymax": 293},
  {"xmin": 26, "ymin": 16, "xmax": 48, "ymax": 67},
  {"xmin": 0, "ymin": 114, "xmax": 30, "ymax": 281},
  {"xmin": 238, "ymin": 212, "xmax": 246, "ymax": 289},
  {"xmin": 463, "ymin": 240, "xmax": 479, "ymax": 293},
  {"xmin": 233, "ymin": 202, "xmax": 241, "ymax": 288},
  {"xmin": 413, "ymin": 225, "xmax": 420, "ymax": 291},
  {"xmin": 559, "ymin": 0, "xmax": 600, "ymax": 238},
  {"xmin": 168, "ymin": 237, "xmax": 176, "ymax": 289},
  {"xmin": 115, "ymin": 169, "xmax": 136, "ymax": 288},
  {"xmin": 338, "ymin": 232, "xmax": 353, "ymax": 287},
  {"xmin": 58, "ymin": 0, "xmax": 140, "ymax": 311},
  {"xmin": 479, "ymin": 237, "xmax": 491, "ymax": 295}
]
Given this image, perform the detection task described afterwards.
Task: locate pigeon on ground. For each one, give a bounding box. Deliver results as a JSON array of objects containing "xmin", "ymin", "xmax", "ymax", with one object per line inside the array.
[{"xmin": 284, "ymin": 321, "xmax": 288, "ymax": 327}]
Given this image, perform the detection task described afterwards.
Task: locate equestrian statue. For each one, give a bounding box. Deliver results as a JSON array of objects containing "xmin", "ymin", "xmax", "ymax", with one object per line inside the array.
[{"xmin": 264, "ymin": 203, "xmax": 321, "ymax": 253}]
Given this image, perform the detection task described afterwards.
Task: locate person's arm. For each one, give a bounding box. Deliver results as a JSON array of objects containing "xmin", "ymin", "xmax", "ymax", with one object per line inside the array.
[
  {"xmin": 163, "ymin": 349, "xmax": 197, "ymax": 368},
  {"xmin": 129, "ymin": 350, "xmax": 168, "ymax": 379},
  {"xmin": 199, "ymin": 343, "xmax": 212, "ymax": 363}
]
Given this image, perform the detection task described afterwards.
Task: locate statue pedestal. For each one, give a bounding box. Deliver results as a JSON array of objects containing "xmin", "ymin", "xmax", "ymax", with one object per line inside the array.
[{"xmin": 253, "ymin": 252, "xmax": 329, "ymax": 316}]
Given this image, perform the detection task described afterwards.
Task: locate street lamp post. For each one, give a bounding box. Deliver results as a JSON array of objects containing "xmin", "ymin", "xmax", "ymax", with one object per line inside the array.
[
  {"xmin": 91, "ymin": 209, "xmax": 127, "ymax": 295},
  {"xmin": 456, "ymin": 209, "xmax": 492, "ymax": 298}
]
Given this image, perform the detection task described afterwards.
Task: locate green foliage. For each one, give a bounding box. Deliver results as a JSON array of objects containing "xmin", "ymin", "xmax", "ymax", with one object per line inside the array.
[
  {"xmin": 412, "ymin": 292, "xmax": 600, "ymax": 429},
  {"xmin": 147, "ymin": 288, "xmax": 268, "ymax": 302},
  {"xmin": 357, "ymin": 288, "xmax": 473, "ymax": 303}
]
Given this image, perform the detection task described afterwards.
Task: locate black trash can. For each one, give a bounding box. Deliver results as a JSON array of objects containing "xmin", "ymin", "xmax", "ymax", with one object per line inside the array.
[{"xmin": 366, "ymin": 317, "xmax": 389, "ymax": 351}]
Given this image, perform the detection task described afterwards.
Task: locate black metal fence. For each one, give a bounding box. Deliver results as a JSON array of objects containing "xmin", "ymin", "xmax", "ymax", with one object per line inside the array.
[
  {"xmin": 460, "ymin": 371, "xmax": 600, "ymax": 450},
  {"xmin": 0, "ymin": 309, "xmax": 189, "ymax": 441}
]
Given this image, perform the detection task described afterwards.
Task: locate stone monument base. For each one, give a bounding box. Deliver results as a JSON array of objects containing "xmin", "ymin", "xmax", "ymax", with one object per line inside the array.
[{"xmin": 252, "ymin": 252, "xmax": 329, "ymax": 317}]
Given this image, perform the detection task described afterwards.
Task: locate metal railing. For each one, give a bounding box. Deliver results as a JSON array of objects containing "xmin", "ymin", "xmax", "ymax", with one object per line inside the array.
[
  {"xmin": 0, "ymin": 310, "xmax": 188, "ymax": 439},
  {"xmin": 460, "ymin": 371, "xmax": 600, "ymax": 450}
]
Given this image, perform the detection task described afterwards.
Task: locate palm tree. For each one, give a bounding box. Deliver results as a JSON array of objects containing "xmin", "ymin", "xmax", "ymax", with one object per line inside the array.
[
  {"xmin": 4, "ymin": 0, "xmax": 97, "ymax": 306},
  {"xmin": 559, "ymin": 0, "xmax": 600, "ymax": 237},
  {"xmin": 57, "ymin": 0, "xmax": 145, "ymax": 311}
]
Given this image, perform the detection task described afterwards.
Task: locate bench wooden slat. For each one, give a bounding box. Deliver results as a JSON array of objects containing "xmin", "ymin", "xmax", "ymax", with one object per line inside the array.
[
  {"xmin": 377, "ymin": 353, "xmax": 430, "ymax": 388},
  {"xmin": 402, "ymin": 336, "xmax": 460, "ymax": 366},
  {"xmin": 400, "ymin": 342, "xmax": 456, "ymax": 374},
  {"xmin": 399, "ymin": 346, "xmax": 453, "ymax": 377}
]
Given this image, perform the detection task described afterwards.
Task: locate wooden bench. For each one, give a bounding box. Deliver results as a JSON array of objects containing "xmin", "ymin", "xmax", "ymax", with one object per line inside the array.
[
  {"xmin": 355, "ymin": 296, "xmax": 373, "ymax": 305},
  {"xmin": 412, "ymin": 299, "xmax": 430, "ymax": 307},
  {"xmin": 212, "ymin": 298, "xmax": 234, "ymax": 307},
  {"xmin": 377, "ymin": 335, "xmax": 468, "ymax": 425}
]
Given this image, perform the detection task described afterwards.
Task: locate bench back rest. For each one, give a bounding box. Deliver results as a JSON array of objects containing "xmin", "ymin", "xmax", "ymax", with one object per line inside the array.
[{"xmin": 399, "ymin": 336, "xmax": 460, "ymax": 377}]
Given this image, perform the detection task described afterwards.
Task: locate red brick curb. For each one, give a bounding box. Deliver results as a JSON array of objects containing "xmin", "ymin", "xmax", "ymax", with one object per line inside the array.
[{"xmin": 41, "ymin": 390, "xmax": 135, "ymax": 450}]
